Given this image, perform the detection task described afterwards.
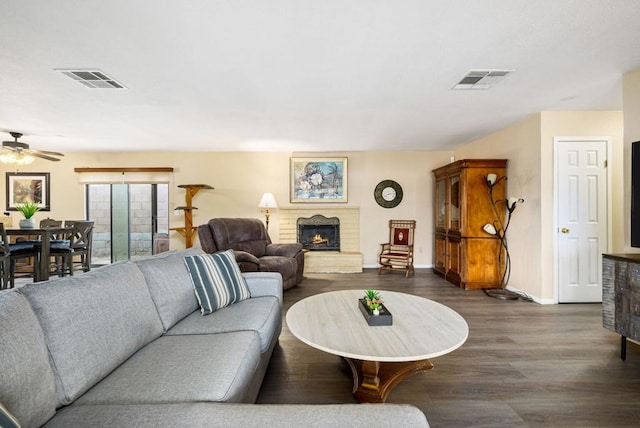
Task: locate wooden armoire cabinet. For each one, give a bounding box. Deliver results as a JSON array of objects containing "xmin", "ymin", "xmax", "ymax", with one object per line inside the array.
[{"xmin": 432, "ymin": 159, "xmax": 507, "ymax": 290}]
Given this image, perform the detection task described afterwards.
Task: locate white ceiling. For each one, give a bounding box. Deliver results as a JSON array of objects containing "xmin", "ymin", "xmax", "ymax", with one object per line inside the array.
[{"xmin": 2, "ymin": 0, "xmax": 640, "ymax": 153}]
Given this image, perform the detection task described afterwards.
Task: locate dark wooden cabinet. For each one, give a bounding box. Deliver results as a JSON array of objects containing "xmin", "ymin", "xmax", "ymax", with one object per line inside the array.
[
  {"xmin": 432, "ymin": 159, "xmax": 507, "ymax": 289},
  {"xmin": 602, "ymin": 253, "xmax": 640, "ymax": 359}
]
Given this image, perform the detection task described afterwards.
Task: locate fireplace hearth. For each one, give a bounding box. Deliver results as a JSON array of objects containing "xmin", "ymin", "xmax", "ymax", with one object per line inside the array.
[{"xmin": 297, "ymin": 215, "xmax": 340, "ymax": 251}]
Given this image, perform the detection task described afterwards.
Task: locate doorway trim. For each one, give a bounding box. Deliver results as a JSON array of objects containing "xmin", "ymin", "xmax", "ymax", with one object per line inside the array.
[{"xmin": 553, "ymin": 136, "xmax": 612, "ymax": 303}]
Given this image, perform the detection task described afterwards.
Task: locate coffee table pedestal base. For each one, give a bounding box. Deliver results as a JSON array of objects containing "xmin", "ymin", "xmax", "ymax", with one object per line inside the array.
[{"xmin": 345, "ymin": 358, "xmax": 434, "ymax": 403}]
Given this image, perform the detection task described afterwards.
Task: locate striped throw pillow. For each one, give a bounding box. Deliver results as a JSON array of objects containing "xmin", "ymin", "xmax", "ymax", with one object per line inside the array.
[{"xmin": 184, "ymin": 250, "xmax": 251, "ymax": 315}]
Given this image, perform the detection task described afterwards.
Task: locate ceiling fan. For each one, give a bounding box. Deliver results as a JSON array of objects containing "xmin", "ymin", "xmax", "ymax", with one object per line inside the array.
[{"xmin": 1, "ymin": 132, "xmax": 64, "ymax": 164}]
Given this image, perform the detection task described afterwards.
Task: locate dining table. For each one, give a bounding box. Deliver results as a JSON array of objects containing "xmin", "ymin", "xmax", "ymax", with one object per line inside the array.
[{"xmin": 6, "ymin": 226, "xmax": 73, "ymax": 282}]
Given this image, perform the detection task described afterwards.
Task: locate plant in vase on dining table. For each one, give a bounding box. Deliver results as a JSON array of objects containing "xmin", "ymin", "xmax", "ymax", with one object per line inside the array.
[{"xmin": 15, "ymin": 202, "xmax": 40, "ymax": 229}]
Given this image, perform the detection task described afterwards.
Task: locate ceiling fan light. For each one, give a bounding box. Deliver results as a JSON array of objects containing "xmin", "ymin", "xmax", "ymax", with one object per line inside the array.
[
  {"xmin": 0, "ymin": 153, "xmax": 35, "ymax": 164},
  {"xmin": 0, "ymin": 153, "xmax": 17, "ymax": 163},
  {"xmin": 17, "ymin": 154, "xmax": 35, "ymax": 165}
]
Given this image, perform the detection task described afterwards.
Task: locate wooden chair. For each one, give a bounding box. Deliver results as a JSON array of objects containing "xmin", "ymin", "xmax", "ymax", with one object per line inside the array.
[
  {"xmin": 40, "ymin": 218, "xmax": 63, "ymax": 228},
  {"xmin": 64, "ymin": 220, "xmax": 94, "ymax": 273},
  {"xmin": 39, "ymin": 220, "xmax": 74, "ymax": 277},
  {"xmin": 0, "ymin": 223, "xmax": 41, "ymax": 288},
  {"xmin": 378, "ymin": 220, "xmax": 416, "ymax": 278}
]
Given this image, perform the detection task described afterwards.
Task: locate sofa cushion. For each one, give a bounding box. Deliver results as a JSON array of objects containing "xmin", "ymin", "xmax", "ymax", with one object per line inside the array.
[
  {"xmin": 45, "ymin": 403, "xmax": 429, "ymax": 428},
  {"xmin": 135, "ymin": 247, "xmax": 203, "ymax": 331},
  {"xmin": 0, "ymin": 290, "xmax": 57, "ymax": 428},
  {"xmin": 75, "ymin": 331, "xmax": 262, "ymax": 405},
  {"xmin": 166, "ymin": 296, "xmax": 281, "ymax": 352},
  {"xmin": 18, "ymin": 261, "xmax": 164, "ymax": 406},
  {"xmin": 185, "ymin": 250, "xmax": 250, "ymax": 315}
]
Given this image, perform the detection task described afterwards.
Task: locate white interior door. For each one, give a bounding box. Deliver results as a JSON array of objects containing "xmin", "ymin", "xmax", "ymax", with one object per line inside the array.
[{"xmin": 557, "ymin": 139, "xmax": 608, "ymax": 303}]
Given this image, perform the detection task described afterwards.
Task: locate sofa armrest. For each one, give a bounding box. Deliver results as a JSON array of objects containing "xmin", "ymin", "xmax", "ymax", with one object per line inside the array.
[
  {"xmin": 233, "ymin": 250, "xmax": 261, "ymax": 266},
  {"xmin": 242, "ymin": 272, "xmax": 283, "ymax": 304},
  {"xmin": 266, "ymin": 242, "xmax": 303, "ymax": 258}
]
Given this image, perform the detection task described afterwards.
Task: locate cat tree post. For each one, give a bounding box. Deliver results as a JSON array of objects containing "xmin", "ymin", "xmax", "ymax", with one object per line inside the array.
[{"xmin": 170, "ymin": 184, "xmax": 213, "ymax": 248}]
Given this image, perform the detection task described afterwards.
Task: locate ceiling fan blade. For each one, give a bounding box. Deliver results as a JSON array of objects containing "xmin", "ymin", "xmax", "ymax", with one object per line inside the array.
[
  {"xmin": 30, "ymin": 152, "xmax": 61, "ymax": 161},
  {"xmin": 3, "ymin": 132, "xmax": 65, "ymax": 160},
  {"xmin": 32, "ymin": 149, "xmax": 64, "ymax": 157}
]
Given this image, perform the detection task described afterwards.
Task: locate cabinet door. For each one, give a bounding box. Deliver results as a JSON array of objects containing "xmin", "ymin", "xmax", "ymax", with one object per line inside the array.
[
  {"xmin": 434, "ymin": 233, "xmax": 447, "ymax": 274},
  {"xmin": 448, "ymin": 175, "xmax": 460, "ymax": 232},
  {"xmin": 461, "ymin": 238, "xmax": 502, "ymax": 289},
  {"xmin": 435, "ymin": 178, "xmax": 446, "ymax": 231},
  {"xmin": 446, "ymin": 237, "xmax": 462, "ymax": 284}
]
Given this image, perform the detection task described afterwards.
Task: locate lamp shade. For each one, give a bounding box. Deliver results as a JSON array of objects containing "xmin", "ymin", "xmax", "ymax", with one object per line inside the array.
[{"xmin": 258, "ymin": 193, "xmax": 278, "ymax": 209}]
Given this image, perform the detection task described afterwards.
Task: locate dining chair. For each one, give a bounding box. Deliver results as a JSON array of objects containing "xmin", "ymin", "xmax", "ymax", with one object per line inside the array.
[
  {"xmin": 47, "ymin": 228, "xmax": 74, "ymax": 277},
  {"xmin": 39, "ymin": 220, "xmax": 74, "ymax": 277},
  {"xmin": 63, "ymin": 220, "xmax": 94, "ymax": 273},
  {"xmin": 7, "ymin": 218, "xmax": 60, "ymax": 279},
  {"xmin": 40, "ymin": 218, "xmax": 63, "ymax": 228},
  {"xmin": 0, "ymin": 223, "xmax": 41, "ymax": 288}
]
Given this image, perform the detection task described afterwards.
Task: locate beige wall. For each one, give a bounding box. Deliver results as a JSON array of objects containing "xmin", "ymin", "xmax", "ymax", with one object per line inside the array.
[
  {"xmin": 453, "ymin": 114, "xmax": 543, "ymax": 300},
  {"xmin": 454, "ymin": 111, "xmax": 624, "ymax": 302},
  {"xmin": 0, "ymin": 150, "xmax": 451, "ymax": 267},
  {"xmin": 623, "ymin": 69, "xmax": 640, "ymax": 253},
  {"xmin": 3, "ymin": 104, "xmax": 629, "ymax": 303}
]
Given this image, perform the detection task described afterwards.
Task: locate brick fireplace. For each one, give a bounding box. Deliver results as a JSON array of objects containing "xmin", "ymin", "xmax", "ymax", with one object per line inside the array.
[
  {"xmin": 279, "ymin": 207, "xmax": 362, "ymax": 273},
  {"xmin": 297, "ymin": 214, "xmax": 340, "ymax": 251}
]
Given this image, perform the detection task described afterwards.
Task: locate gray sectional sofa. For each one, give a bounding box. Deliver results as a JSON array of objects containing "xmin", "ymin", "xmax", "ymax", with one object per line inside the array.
[{"xmin": 0, "ymin": 248, "xmax": 429, "ymax": 428}]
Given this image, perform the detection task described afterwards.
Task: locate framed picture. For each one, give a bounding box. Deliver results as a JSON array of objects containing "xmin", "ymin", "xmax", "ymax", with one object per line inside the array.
[
  {"xmin": 6, "ymin": 172, "xmax": 50, "ymax": 211},
  {"xmin": 290, "ymin": 157, "xmax": 347, "ymax": 203}
]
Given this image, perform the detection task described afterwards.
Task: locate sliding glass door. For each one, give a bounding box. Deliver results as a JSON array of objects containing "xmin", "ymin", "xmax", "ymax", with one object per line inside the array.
[{"xmin": 86, "ymin": 183, "xmax": 169, "ymax": 264}]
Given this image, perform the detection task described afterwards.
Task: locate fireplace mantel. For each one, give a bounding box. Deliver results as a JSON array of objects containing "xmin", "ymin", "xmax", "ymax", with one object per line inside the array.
[{"xmin": 279, "ymin": 207, "xmax": 362, "ymax": 273}]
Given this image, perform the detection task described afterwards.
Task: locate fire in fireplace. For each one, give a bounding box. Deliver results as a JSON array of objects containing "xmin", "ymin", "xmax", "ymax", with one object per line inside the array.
[{"xmin": 297, "ymin": 215, "xmax": 340, "ymax": 251}]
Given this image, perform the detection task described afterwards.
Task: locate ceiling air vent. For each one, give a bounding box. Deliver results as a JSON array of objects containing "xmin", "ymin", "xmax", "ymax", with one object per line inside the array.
[
  {"xmin": 56, "ymin": 69, "xmax": 126, "ymax": 89},
  {"xmin": 452, "ymin": 69, "xmax": 514, "ymax": 90}
]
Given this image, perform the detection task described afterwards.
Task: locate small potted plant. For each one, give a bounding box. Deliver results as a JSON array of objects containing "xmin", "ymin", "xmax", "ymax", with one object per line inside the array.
[
  {"xmin": 359, "ymin": 289, "xmax": 392, "ymax": 326},
  {"xmin": 364, "ymin": 289, "xmax": 384, "ymax": 315},
  {"xmin": 15, "ymin": 201, "xmax": 40, "ymax": 229}
]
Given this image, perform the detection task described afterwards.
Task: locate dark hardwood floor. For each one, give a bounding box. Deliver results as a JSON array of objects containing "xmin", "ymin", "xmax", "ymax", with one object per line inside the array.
[{"xmin": 256, "ymin": 269, "xmax": 640, "ymax": 427}]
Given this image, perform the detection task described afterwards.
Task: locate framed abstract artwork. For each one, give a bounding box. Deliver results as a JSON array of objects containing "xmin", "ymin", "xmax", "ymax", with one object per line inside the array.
[
  {"xmin": 6, "ymin": 172, "xmax": 51, "ymax": 211},
  {"xmin": 290, "ymin": 157, "xmax": 347, "ymax": 203}
]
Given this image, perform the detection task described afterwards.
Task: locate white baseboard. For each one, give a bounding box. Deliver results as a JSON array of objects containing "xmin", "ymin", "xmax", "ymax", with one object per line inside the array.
[{"xmin": 362, "ymin": 264, "xmax": 433, "ymax": 269}]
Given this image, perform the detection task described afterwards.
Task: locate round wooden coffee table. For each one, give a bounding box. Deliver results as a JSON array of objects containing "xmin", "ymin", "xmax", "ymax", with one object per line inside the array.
[{"xmin": 286, "ymin": 289, "xmax": 468, "ymax": 402}]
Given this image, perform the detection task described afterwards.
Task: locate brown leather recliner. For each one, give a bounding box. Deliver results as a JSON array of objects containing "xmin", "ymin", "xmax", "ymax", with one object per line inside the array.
[{"xmin": 197, "ymin": 218, "xmax": 304, "ymax": 290}]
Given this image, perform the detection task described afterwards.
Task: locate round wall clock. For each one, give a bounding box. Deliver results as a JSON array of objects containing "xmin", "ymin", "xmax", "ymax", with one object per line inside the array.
[{"xmin": 374, "ymin": 180, "xmax": 403, "ymax": 208}]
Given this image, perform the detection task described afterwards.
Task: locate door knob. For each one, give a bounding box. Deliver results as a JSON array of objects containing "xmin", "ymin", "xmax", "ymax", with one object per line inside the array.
[{"xmin": 561, "ymin": 227, "xmax": 570, "ymax": 234}]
